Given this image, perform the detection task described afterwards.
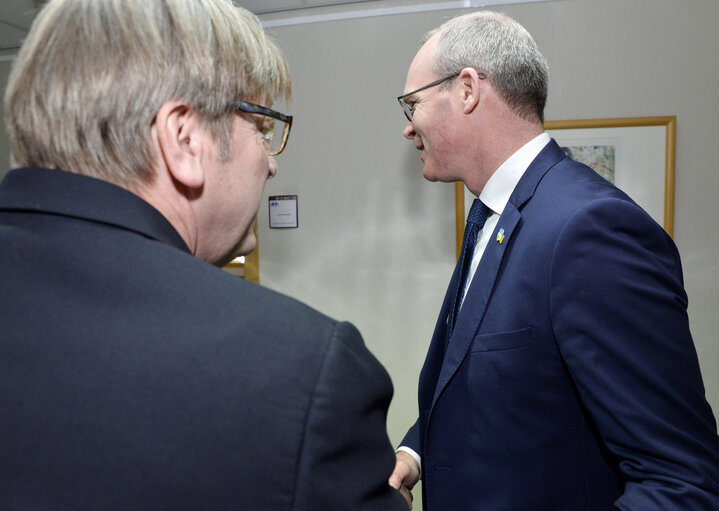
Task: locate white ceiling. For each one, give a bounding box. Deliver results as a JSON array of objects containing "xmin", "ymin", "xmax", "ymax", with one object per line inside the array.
[{"xmin": 0, "ymin": 0, "xmax": 380, "ymax": 56}]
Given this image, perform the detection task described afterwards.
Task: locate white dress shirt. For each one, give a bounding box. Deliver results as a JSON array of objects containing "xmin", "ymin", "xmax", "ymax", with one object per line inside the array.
[
  {"xmin": 462, "ymin": 132, "xmax": 551, "ymax": 304},
  {"xmin": 398, "ymin": 132, "xmax": 551, "ymax": 471}
]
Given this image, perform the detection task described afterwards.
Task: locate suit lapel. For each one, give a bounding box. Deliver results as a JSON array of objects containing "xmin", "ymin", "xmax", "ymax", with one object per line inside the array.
[
  {"xmin": 429, "ymin": 207, "xmax": 520, "ymax": 409},
  {"xmin": 426, "ymin": 140, "xmax": 567, "ymax": 414}
]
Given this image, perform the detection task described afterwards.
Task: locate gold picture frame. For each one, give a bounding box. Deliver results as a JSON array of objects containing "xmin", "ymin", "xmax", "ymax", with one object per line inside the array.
[{"xmin": 455, "ymin": 116, "xmax": 676, "ymax": 258}]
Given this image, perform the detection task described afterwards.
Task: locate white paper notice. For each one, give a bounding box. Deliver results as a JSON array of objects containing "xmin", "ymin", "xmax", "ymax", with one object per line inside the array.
[{"xmin": 268, "ymin": 195, "xmax": 298, "ymax": 228}]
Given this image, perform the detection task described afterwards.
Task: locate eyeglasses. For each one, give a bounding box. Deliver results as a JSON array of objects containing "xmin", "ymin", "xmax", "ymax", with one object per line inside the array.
[
  {"xmin": 235, "ymin": 101, "xmax": 293, "ymax": 156},
  {"xmin": 397, "ymin": 71, "xmax": 486, "ymax": 121},
  {"xmin": 398, "ymin": 73, "xmax": 458, "ymax": 121}
]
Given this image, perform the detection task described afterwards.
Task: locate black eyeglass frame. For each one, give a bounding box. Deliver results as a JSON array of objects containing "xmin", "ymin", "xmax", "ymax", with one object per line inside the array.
[
  {"xmin": 234, "ymin": 100, "xmax": 293, "ymax": 156},
  {"xmin": 397, "ymin": 71, "xmax": 486, "ymax": 121}
]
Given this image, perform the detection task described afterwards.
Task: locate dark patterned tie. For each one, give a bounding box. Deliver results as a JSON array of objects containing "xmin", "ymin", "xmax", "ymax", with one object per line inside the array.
[{"xmin": 447, "ymin": 198, "xmax": 490, "ymax": 342}]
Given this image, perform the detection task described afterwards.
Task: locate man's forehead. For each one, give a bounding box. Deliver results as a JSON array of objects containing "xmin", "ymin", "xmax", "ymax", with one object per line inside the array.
[{"xmin": 404, "ymin": 35, "xmax": 440, "ymax": 92}]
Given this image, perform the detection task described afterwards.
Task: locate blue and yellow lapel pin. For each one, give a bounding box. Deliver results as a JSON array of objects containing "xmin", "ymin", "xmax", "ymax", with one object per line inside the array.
[{"xmin": 496, "ymin": 228, "xmax": 505, "ymax": 244}]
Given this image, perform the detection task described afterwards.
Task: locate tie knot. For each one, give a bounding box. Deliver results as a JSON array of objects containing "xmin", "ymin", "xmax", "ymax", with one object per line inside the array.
[{"xmin": 467, "ymin": 198, "xmax": 489, "ymax": 229}]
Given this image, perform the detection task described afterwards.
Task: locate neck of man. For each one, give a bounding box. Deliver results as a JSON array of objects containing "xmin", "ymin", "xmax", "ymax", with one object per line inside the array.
[{"xmin": 465, "ymin": 110, "xmax": 544, "ymax": 196}]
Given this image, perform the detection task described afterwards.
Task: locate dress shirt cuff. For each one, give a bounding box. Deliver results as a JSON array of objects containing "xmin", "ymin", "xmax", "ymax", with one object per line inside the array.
[{"xmin": 396, "ymin": 446, "xmax": 422, "ymax": 474}]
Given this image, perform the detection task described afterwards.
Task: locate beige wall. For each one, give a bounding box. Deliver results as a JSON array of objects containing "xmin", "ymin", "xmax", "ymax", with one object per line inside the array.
[{"xmin": 2, "ymin": 1, "xmax": 718, "ymax": 502}]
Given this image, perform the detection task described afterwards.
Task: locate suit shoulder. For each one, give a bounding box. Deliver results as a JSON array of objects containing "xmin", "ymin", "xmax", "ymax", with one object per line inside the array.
[{"xmin": 169, "ymin": 253, "xmax": 334, "ymax": 320}]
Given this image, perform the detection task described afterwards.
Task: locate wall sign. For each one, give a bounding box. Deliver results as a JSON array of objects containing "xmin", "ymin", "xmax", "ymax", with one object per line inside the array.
[{"xmin": 269, "ymin": 195, "xmax": 298, "ymax": 229}]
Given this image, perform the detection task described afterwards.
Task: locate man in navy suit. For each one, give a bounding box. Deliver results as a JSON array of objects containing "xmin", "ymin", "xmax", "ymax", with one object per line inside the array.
[
  {"xmin": 0, "ymin": 0, "xmax": 406, "ymax": 509},
  {"xmin": 389, "ymin": 11, "xmax": 719, "ymax": 510}
]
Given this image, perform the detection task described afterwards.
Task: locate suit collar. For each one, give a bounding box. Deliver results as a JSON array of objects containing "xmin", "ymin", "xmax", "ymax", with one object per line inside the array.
[
  {"xmin": 0, "ymin": 167, "xmax": 190, "ymax": 253},
  {"xmin": 506, "ymin": 138, "xmax": 566, "ymax": 211}
]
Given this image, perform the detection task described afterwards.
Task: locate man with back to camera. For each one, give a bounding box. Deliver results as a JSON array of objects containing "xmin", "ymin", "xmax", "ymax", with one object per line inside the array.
[
  {"xmin": 0, "ymin": 0, "xmax": 407, "ymax": 509},
  {"xmin": 388, "ymin": 10, "xmax": 719, "ymax": 510}
]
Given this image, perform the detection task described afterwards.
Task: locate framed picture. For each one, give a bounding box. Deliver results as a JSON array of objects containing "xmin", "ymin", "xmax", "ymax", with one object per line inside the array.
[{"xmin": 455, "ymin": 116, "xmax": 676, "ymax": 257}]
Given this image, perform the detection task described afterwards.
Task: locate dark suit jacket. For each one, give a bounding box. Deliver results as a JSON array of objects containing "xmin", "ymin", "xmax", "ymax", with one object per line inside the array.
[
  {"xmin": 0, "ymin": 168, "xmax": 406, "ymax": 510},
  {"xmin": 403, "ymin": 140, "xmax": 719, "ymax": 510}
]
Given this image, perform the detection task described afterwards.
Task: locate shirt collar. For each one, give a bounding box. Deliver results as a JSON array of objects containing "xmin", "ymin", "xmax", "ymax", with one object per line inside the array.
[{"xmin": 478, "ymin": 132, "xmax": 551, "ymax": 216}]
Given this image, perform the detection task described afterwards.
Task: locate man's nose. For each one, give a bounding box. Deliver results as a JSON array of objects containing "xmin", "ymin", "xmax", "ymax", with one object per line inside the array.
[{"xmin": 402, "ymin": 120, "xmax": 415, "ymax": 140}]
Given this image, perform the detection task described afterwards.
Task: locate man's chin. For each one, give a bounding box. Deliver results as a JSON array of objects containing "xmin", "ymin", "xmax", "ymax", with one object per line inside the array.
[
  {"xmin": 213, "ymin": 234, "xmax": 256, "ymax": 268},
  {"xmin": 235, "ymin": 235, "xmax": 256, "ymax": 260},
  {"xmin": 423, "ymin": 165, "xmax": 459, "ymax": 184},
  {"xmin": 422, "ymin": 168, "xmax": 447, "ymax": 183},
  {"xmin": 422, "ymin": 165, "xmax": 439, "ymax": 182}
]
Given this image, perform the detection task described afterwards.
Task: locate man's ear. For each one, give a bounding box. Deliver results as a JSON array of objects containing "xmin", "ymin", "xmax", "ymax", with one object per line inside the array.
[
  {"xmin": 153, "ymin": 100, "xmax": 206, "ymax": 190},
  {"xmin": 457, "ymin": 67, "xmax": 482, "ymax": 115}
]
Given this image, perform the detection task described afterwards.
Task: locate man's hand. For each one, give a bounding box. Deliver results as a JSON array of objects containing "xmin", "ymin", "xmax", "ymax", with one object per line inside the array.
[{"xmin": 388, "ymin": 450, "xmax": 420, "ymax": 510}]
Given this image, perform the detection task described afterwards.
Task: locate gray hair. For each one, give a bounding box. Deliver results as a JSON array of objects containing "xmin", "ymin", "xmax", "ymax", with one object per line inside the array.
[
  {"xmin": 4, "ymin": 0, "xmax": 292, "ymax": 186},
  {"xmin": 428, "ymin": 11, "xmax": 548, "ymax": 122}
]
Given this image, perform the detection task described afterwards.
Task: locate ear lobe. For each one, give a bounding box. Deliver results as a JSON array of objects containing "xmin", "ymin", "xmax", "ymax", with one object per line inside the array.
[
  {"xmin": 458, "ymin": 68, "xmax": 481, "ymax": 114},
  {"xmin": 154, "ymin": 100, "xmax": 206, "ymax": 190}
]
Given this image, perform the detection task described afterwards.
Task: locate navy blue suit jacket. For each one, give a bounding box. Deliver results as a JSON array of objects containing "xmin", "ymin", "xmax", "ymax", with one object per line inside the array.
[
  {"xmin": 0, "ymin": 168, "xmax": 406, "ymax": 510},
  {"xmin": 404, "ymin": 140, "xmax": 719, "ymax": 510}
]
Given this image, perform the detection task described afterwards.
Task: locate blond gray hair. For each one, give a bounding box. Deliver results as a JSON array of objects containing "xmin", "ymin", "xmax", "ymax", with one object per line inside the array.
[
  {"xmin": 4, "ymin": 0, "xmax": 292, "ymax": 186},
  {"xmin": 428, "ymin": 11, "xmax": 548, "ymax": 122}
]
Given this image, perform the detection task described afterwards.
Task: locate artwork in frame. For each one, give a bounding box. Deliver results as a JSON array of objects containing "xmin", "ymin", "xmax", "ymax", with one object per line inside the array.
[{"xmin": 455, "ymin": 116, "xmax": 676, "ymax": 258}]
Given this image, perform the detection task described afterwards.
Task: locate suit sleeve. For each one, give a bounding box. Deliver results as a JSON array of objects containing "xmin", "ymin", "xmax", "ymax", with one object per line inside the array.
[
  {"xmin": 293, "ymin": 321, "xmax": 407, "ymax": 511},
  {"xmin": 400, "ymin": 420, "xmax": 420, "ymax": 453},
  {"xmin": 550, "ymin": 197, "xmax": 719, "ymax": 509}
]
